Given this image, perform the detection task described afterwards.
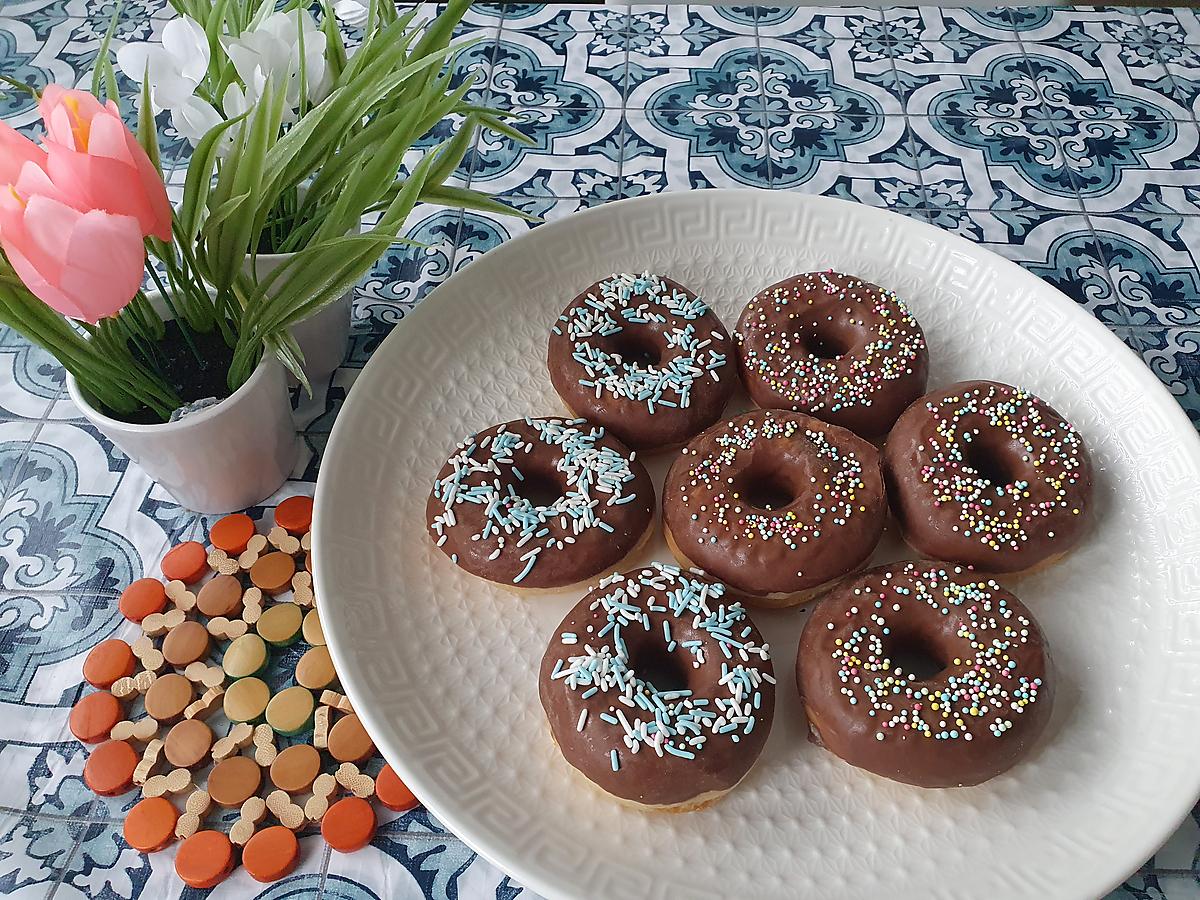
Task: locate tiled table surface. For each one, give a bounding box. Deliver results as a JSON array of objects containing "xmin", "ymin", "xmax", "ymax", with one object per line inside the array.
[{"xmin": 2, "ymin": 2, "xmax": 1200, "ymax": 898}]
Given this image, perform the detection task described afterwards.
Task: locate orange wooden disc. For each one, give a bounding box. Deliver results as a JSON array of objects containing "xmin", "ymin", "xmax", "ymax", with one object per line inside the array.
[
  {"xmin": 376, "ymin": 764, "xmax": 419, "ymax": 813},
  {"xmin": 83, "ymin": 739, "xmax": 138, "ymax": 796},
  {"xmin": 269, "ymin": 744, "xmax": 321, "ymax": 794},
  {"xmin": 328, "ymin": 713, "xmax": 375, "ymax": 764},
  {"xmin": 161, "ymin": 541, "xmax": 208, "ymax": 584},
  {"xmin": 161, "ymin": 620, "xmax": 210, "ymax": 667},
  {"xmin": 242, "ymin": 825, "xmax": 300, "ymax": 883},
  {"xmin": 250, "ymin": 552, "xmax": 296, "ymax": 595},
  {"xmin": 196, "ymin": 574, "xmax": 243, "ymax": 618},
  {"xmin": 119, "ymin": 579, "xmax": 167, "ymax": 623},
  {"xmin": 207, "ymin": 755, "xmax": 262, "ymax": 808},
  {"xmin": 175, "ymin": 830, "xmax": 235, "ymax": 889},
  {"xmin": 70, "ymin": 691, "xmax": 122, "ymax": 745},
  {"xmin": 123, "ymin": 795, "xmax": 179, "ymax": 852},
  {"xmin": 164, "ymin": 718, "xmax": 213, "ymax": 769},
  {"xmin": 143, "ymin": 673, "xmax": 193, "ymax": 724},
  {"xmin": 322, "ymin": 796, "xmax": 376, "ymax": 853},
  {"xmin": 209, "ymin": 513, "xmax": 256, "ymax": 555},
  {"xmin": 83, "ymin": 639, "xmax": 136, "ymax": 689},
  {"xmin": 274, "ymin": 496, "xmax": 313, "ymax": 536}
]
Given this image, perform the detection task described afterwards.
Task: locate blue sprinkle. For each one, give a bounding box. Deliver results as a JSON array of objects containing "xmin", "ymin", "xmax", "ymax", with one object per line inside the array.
[{"xmin": 610, "ymin": 749, "xmax": 620, "ymax": 771}]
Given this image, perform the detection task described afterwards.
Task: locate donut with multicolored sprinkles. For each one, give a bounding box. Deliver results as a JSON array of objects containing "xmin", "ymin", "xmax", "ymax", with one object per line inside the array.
[
  {"xmin": 539, "ymin": 563, "xmax": 775, "ymax": 811},
  {"xmin": 548, "ymin": 273, "xmax": 738, "ymax": 452},
  {"xmin": 797, "ymin": 561, "xmax": 1053, "ymax": 787},
  {"xmin": 883, "ymin": 381, "xmax": 1093, "ymax": 573},
  {"xmin": 426, "ymin": 418, "xmax": 655, "ymax": 592},
  {"xmin": 734, "ymin": 271, "xmax": 928, "ymax": 439},
  {"xmin": 662, "ymin": 410, "xmax": 887, "ymax": 607}
]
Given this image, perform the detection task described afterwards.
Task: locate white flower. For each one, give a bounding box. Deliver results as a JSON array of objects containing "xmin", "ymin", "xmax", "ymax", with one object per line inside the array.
[
  {"xmin": 333, "ymin": 0, "xmax": 369, "ymax": 28},
  {"xmin": 222, "ymin": 10, "xmax": 331, "ymax": 121},
  {"xmin": 117, "ymin": 16, "xmax": 223, "ymax": 143}
]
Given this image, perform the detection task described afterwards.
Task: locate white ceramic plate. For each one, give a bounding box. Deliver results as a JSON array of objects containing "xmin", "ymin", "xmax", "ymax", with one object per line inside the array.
[{"xmin": 315, "ymin": 191, "xmax": 1200, "ymax": 900}]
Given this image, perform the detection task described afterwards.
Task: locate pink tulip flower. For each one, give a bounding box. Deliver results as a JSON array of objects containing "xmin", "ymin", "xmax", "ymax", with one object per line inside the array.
[
  {"xmin": 39, "ymin": 85, "xmax": 172, "ymax": 242},
  {"xmin": 0, "ymin": 122, "xmax": 47, "ymax": 189},
  {"xmin": 0, "ymin": 161, "xmax": 146, "ymax": 323}
]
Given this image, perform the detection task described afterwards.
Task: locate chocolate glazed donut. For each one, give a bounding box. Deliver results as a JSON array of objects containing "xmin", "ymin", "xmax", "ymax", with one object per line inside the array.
[
  {"xmin": 662, "ymin": 410, "xmax": 887, "ymax": 607},
  {"xmin": 797, "ymin": 562, "xmax": 1053, "ymax": 788},
  {"xmin": 735, "ymin": 271, "xmax": 928, "ymax": 439},
  {"xmin": 548, "ymin": 273, "xmax": 738, "ymax": 452},
  {"xmin": 884, "ymin": 380, "xmax": 1093, "ymax": 573},
  {"xmin": 539, "ymin": 563, "xmax": 775, "ymax": 811},
  {"xmin": 426, "ymin": 417, "xmax": 655, "ymax": 591}
]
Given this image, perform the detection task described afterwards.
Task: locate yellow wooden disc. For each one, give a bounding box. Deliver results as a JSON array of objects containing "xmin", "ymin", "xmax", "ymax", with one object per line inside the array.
[
  {"xmin": 223, "ymin": 677, "xmax": 271, "ymax": 724},
  {"xmin": 222, "ymin": 634, "xmax": 268, "ymax": 680},
  {"xmin": 256, "ymin": 603, "xmax": 302, "ymax": 647},
  {"xmin": 295, "ymin": 645, "xmax": 336, "ymax": 691},
  {"xmin": 302, "ymin": 609, "xmax": 325, "ymax": 646},
  {"xmin": 265, "ymin": 685, "xmax": 315, "ymax": 736}
]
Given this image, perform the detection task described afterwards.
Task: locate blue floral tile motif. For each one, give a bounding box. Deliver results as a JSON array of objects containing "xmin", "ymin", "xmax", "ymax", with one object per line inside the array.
[
  {"xmin": 624, "ymin": 108, "xmax": 770, "ymax": 190},
  {"xmin": 758, "ymin": 44, "xmax": 897, "ymax": 120},
  {"xmin": 0, "ymin": 811, "xmax": 81, "ymax": 895},
  {"xmin": 1023, "ymin": 54, "xmax": 1179, "ymax": 122},
  {"xmin": 1129, "ymin": 328, "xmax": 1200, "ymax": 428},
  {"xmin": 1088, "ymin": 216, "xmax": 1200, "ymax": 327},
  {"xmin": 641, "ymin": 47, "xmax": 763, "ymax": 113},
  {"xmin": 766, "ymin": 113, "xmax": 891, "ymax": 188}
]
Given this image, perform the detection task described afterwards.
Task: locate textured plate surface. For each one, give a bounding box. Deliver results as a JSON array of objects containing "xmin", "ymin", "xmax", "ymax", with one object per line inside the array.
[{"xmin": 315, "ymin": 191, "xmax": 1200, "ymax": 900}]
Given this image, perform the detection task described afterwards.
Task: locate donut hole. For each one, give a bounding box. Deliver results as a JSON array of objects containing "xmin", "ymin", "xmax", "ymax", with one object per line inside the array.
[
  {"xmin": 609, "ymin": 330, "xmax": 662, "ymax": 368},
  {"xmin": 629, "ymin": 647, "xmax": 689, "ymax": 694},
  {"xmin": 800, "ymin": 323, "xmax": 852, "ymax": 361},
  {"xmin": 887, "ymin": 635, "xmax": 946, "ymax": 682},
  {"xmin": 733, "ymin": 461, "xmax": 798, "ymax": 513},
  {"xmin": 516, "ymin": 469, "xmax": 565, "ymax": 509},
  {"xmin": 962, "ymin": 436, "xmax": 1023, "ymax": 488}
]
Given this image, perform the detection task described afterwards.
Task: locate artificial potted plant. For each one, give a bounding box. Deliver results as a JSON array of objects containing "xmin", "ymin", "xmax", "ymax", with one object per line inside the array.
[
  {"xmin": 117, "ymin": 0, "xmax": 525, "ymax": 383},
  {"xmin": 0, "ymin": 1, "xmax": 518, "ymax": 513}
]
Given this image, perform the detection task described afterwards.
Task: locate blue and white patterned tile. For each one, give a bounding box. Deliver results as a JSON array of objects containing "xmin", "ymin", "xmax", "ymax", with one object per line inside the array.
[
  {"xmin": 1159, "ymin": 60, "xmax": 1200, "ymax": 122},
  {"xmin": 0, "ymin": 728, "xmax": 95, "ymax": 822},
  {"xmin": 0, "ymin": 809, "xmax": 81, "ymax": 897},
  {"xmin": 765, "ymin": 114, "xmax": 924, "ymax": 212},
  {"xmin": 1085, "ymin": 214, "xmax": 1200, "ymax": 328},
  {"xmin": 320, "ymin": 831, "xmax": 536, "ymax": 900},
  {"xmin": 1127, "ymin": 327, "xmax": 1200, "ymax": 429},
  {"xmin": 754, "ymin": 6, "xmax": 882, "ymax": 40},
  {"xmin": 757, "ymin": 38, "xmax": 906, "ymax": 118},
  {"xmin": 1021, "ymin": 45, "xmax": 1193, "ymax": 121},
  {"xmin": 622, "ymin": 108, "xmax": 770, "ymax": 190},
  {"xmin": 894, "ymin": 42, "xmax": 1038, "ymax": 118},
  {"xmin": 0, "ymin": 336, "xmax": 61, "ymax": 422},
  {"xmin": 625, "ymin": 5, "xmax": 754, "ymax": 61},
  {"xmin": 626, "ymin": 42, "xmax": 762, "ymax": 113},
  {"xmin": 878, "ymin": 8, "xmax": 1014, "ymax": 50},
  {"xmin": 502, "ymin": 5, "xmax": 627, "ymax": 53}
]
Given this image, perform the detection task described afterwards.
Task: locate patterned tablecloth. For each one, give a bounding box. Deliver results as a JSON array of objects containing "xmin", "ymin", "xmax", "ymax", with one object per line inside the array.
[{"xmin": 2, "ymin": 3, "xmax": 1200, "ymax": 898}]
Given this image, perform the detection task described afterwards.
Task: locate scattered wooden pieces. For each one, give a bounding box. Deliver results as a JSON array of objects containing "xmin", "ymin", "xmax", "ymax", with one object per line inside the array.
[
  {"xmin": 250, "ymin": 551, "xmax": 296, "ymax": 596},
  {"xmin": 142, "ymin": 608, "xmax": 186, "ymax": 638},
  {"xmin": 161, "ymin": 541, "xmax": 208, "ymax": 584},
  {"xmin": 269, "ymin": 744, "xmax": 321, "ymax": 794},
  {"xmin": 164, "ymin": 580, "xmax": 197, "ymax": 613},
  {"xmin": 206, "ymin": 616, "xmax": 248, "ymax": 641},
  {"xmin": 133, "ymin": 738, "xmax": 165, "ymax": 786},
  {"xmin": 223, "ymin": 676, "xmax": 271, "ymax": 724},
  {"xmin": 313, "ymin": 705, "xmax": 331, "ymax": 750},
  {"xmin": 83, "ymin": 639, "xmax": 137, "ymax": 690},
  {"xmin": 162, "ymin": 621, "xmax": 210, "ymax": 668},
  {"xmin": 143, "ymin": 673, "xmax": 193, "ymax": 724},
  {"xmin": 267, "ymin": 525, "xmax": 301, "ymax": 556},
  {"xmin": 196, "ymin": 574, "xmax": 243, "ymax": 619},
  {"xmin": 300, "ymin": 531, "xmax": 312, "ymax": 554},
  {"xmin": 183, "ymin": 661, "xmax": 225, "ymax": 689},
  {"xmin": 207, "ymin": 755, "xmax": 262, "ymax": 808},
  {"xmin": 206, "ymin": 547, "xmax": 240, "ymax": 577},
  {"xmin": 210, "ymin": 513, "xmax": 256, "ymax": 556},
  {"xmin": 335, "ymin": 762, "xmax": 375, "ymax": 799},
  {"xmin": 229, "ymin": 796, "xmax": 267, "ymax": 846},
  {"xmin": 302, "ymin": 609, "xmax": 324, "ymax": 646},
  {"xmin": 110, "ymin": 718, "xmax": 159, "ymax": 745},
  {"xmin": 320, "ymin": 690, "xmax": 355, "ymax": 715},
  {"xmin": 164, "ymin": 719, "xmax": 214, "ymax": 769},
  {"xmin": 296, "ymin": 645, "xmax": 336, "ymax": 691},
  {"xmin": 124, "ymin": 795, "xmax": 179, "ymax": 852},
  {"xmin": 70, "ymin": 691, "xmax": 123, "ymax": 745},
  {"xmin": 322, "ymin": 796, "xmax": 376, "ymax": 853},
  {"xmin": 253, "ymin": 723, "xmax": 278, "ymax": 767},
  {"xmin": 175, "ymin": 829, "xmax": 235, "ymax": 889},
  {"xmin": 275, "ymin": 496, "xmax": 313, "ymax": 536},
  {"xmin": 83, "ymin": 739, "xmax": 139, "ymax": 797},
  {"xmin": 237, "ymin": 534, "xmax": 269, "ymax": 572},
  {"xmin": 184, "ymin": 686, "xmax": 224, "ymax": 721},
  {"xmin": 305, "ymin": 772, "xmax": 338, "ymax": 823},
  {"xmin": 376, "ymin": 764, "xmax": 419, "ymax": 813},
  {"xmin": 241, "ymin": 587, "xmax": 265, "ymax": 625},
  {"xmin": 242, "ymin": 825, "xmax": 299, "ymax": 883},
  {"xmin": 291, "ymin": 570, "xmax": 314, "ymax": 608},
  {"xmin": 211, "ymin": 722, "xmax": 254, "ymax": 762},
  {"xmin": 174, "ymin": 789, "xmax": 211, "ymax": 840},
  {"xmin": 142, "ymin": 767, "xmax": 192, "ymax": 798},
  {"xmin": 130, "ymin": 635, "xmax": 166, "ymax": 674},
  {"xmin": 119, "ymin": 578, "xmax": 168, "ymax": 623},
  {"xmin": 266, "ymin": 789, "xmax": 306, "ymax": 830}
]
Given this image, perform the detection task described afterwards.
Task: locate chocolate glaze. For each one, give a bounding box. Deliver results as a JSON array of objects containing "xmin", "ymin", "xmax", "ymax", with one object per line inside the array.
[
  {"xmin": 797, "ymin": 561, "xmax": 1053, "ymax": 788},
  {"xmin": 426, "ymin": 417, "xmax": 655, "ymax": 589},
  {"xmin": 735, "ymin": 271, "xmax": 928, "ymax": 439},
  {"xmin": 548, "ymin": 273, "xmax": 737, "ymax": 452},
  {"xmin": 662, "ymin": 410, "xmax": 886, "ymax": 599},
  {"xmin": 884, "ymin": 381, "xmax": 1093, "ymax": 573},
  {"xmin": 539, "ymin": 564, "xmax": 775, "ymax": 807}
]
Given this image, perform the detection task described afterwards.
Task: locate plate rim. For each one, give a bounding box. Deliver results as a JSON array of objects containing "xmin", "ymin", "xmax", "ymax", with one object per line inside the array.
[{"xmin": 315, "ymin": 189, "xmax": 1200, "ymax": 900}]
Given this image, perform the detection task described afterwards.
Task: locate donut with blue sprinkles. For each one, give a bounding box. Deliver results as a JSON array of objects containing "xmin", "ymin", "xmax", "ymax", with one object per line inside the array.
[
  {"xmin": 548, "ymin": 273, "xmax": 738, "ymax": 452},
  {"xmin": 539, "ymin": 563, "xmax": 775, "ymax": 810},
  {"xmin": 426, "ymin": 418, "xmax": 655, "ymax": 591}
]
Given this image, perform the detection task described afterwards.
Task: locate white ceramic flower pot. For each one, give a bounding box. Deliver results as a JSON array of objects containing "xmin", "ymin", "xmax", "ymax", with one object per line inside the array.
[{"xmin": 67, "ymin": 351, "xmax": 299, "ymax": 515}]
